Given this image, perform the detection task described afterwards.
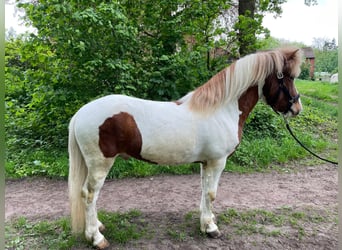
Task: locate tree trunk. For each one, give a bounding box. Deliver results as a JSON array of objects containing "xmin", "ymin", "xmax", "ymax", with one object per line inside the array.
[{"xmin": 238, "ymin": 0, "xmax": 256, "ymax": 56}]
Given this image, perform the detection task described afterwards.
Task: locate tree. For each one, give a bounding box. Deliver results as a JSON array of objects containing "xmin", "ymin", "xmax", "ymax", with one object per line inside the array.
[
  {"xmin": 235, "ymin": 0, "xmax": 321, "ymax": 56},
  {"xmin": 236, "ymin": 0, "xmax": 287, "ymax": 56},
  {"xmin": 6, "ymin": 1, "xmax": 141, "ymax": 150},
  {"xmin": 237, "ymin": 0, "xmax": 256, "ymax": 55},
  {"xmin": 5, "ymin": 27, "xmax": 17, "ymax": 40},
  {"xmin": 304, "ymin": 0, "xmax": 318, "ymax": 6},
  {"xmin": 313, "ymin": 38, "xmax": 338, "ymax": 74}
]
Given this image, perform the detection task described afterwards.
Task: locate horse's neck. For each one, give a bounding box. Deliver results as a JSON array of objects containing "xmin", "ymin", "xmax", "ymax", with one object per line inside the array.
[{"xmin": 237, "ymin": 86, "xmax": 260, "ymax": 140}]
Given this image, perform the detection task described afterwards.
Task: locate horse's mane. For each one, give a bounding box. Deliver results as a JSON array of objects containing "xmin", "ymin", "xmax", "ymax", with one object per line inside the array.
[{"xmin": 181, "ymin": 47, "xmax": 302, "ymax": 113}]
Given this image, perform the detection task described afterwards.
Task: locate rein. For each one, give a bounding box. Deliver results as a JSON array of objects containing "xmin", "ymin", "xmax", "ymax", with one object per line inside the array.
[
  {"xmin": 283, "ymin": 118, "xmax": 338, "ymax": 165},
  {"xmin": 271, "ymin": 72, "xmax": 337, "ymax": 165}
]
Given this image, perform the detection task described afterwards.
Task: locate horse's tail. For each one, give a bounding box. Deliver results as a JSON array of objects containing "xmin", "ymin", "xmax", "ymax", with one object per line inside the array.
[{"xmin": 68, "ymin": 114, "xmax": 87, "ymax": 234}]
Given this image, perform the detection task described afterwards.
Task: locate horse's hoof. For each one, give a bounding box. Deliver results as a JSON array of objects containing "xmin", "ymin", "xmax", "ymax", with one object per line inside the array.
[
  {"xmin": 99, "ymin": 224, "xmax": 106, "ymax": 232},
  {"xmin": 207, "ymin": 229, "xmax": 222, "ymax": 239},
  {"xmin": 96, "ymin": 238, "xmax": 110, "ymax": 250}
]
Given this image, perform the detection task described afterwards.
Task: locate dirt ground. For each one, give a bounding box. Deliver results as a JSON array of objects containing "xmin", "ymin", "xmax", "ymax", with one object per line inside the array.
[{"xmin": 5, "ymin": 163, "xmax": 338, "ymax": 249}]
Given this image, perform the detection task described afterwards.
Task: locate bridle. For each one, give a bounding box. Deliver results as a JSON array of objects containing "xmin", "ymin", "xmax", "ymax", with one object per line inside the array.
[{"xmin": 267, "ymin": 72, "xmax": 301, "ymax": 115}]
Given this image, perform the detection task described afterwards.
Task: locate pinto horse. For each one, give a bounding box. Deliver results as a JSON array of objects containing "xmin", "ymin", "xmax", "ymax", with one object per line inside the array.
[{"xmin": 68, "ymin": 47, "xmax": 303, "ymax": 248}]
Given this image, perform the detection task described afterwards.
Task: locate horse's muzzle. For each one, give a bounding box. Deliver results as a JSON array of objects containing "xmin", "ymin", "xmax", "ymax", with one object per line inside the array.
[{"xmin": 285, "ymin": 99, "xmax": 302, "ymax": 117}]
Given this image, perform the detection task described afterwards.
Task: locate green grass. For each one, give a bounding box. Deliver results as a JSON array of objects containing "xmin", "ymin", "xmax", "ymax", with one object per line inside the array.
[
  {"xmin": 218, "ymin": 207, "xmax": 336, "ymax": 239},
  {"xmin": 5, "ymin": 80, "xmax": 338, "ymax": 179},
  {"xmin": 5, "ymin": 217, "xmax": 78, "ymax": 250},
  {"xmin": 5, "ymin": 210, "xmax": 148, "ymax": 249},
  {"xmin": 5, "ymin": 207, "xmax": 337, "ymax": 249},
  {"xmin": 295, "ymin": 80, "xmax": 338, "ymax": 103},
  {"xmin": 97, "ymin": 210, "xmax": 148, "ymax": 244}
]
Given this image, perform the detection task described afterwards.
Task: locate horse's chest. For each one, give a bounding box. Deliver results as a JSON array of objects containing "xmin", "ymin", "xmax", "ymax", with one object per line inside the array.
[{"xmin": 198, "ymin": 117, "xmax": 240, "ymax": 159}]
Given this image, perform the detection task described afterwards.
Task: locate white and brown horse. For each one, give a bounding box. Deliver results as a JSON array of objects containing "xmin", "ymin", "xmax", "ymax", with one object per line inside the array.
[{"xmin": 68, "ymin": 47, "xmax": 302, "ymax": 248}]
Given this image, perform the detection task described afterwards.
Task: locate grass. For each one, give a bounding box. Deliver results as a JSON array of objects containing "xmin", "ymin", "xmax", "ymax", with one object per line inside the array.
[
  {"xmin": 295, "ymin": 80, "xmax": 338, "ymax": 103},
  {"xmin": 5, "ymin": 207, "xmax": 337, "ymax": 249},
  {"xmin": 5, "ymin": 217, "xmax": 77, "ymax": 250},
  {"xmin": 5, "ymin": 210, "xmax": 148, "ymax": 249},
  {"xmin": 5, "ymin": 80, "xmax": 338, "ymax": 179},
  {"xmin": 218, "ymin": 207, "xmax": 336, "ymax": 239}
]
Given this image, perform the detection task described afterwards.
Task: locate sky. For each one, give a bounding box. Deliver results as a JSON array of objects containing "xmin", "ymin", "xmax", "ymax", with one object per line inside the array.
[
  {"xmin": 5, "ymin": 0, "xmax": 338, "ymax": 46},
  {"xmin": 262, "ymin": 0, "xmax": 338, "ymax": 45}
]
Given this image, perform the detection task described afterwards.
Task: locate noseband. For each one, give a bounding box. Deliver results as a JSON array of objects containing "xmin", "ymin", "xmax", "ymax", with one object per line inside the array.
[{"xmin": 268, "ymin": 72, "xmax": 300, "ymax": 115}]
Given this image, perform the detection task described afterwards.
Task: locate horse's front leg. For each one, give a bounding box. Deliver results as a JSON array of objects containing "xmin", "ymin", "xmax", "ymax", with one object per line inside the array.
[{"xmin": 200, "ymin": 158, "xmax": 226, "ymax": 238}]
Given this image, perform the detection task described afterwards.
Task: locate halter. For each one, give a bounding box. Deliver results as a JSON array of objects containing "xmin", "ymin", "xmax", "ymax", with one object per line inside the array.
[{"xmin": 268, "ymin": 72, "xmax": 301, "ymax": 115}]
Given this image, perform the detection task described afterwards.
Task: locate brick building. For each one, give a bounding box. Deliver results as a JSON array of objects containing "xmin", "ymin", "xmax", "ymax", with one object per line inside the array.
[{"xmin": 302, "ymin": 47, "xmax": 315, "ymax": 80}]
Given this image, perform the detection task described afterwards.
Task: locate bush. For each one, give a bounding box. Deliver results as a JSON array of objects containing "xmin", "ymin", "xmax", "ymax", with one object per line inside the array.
[{"xmin": 298, "ymin": 62, "xmax": 310, "ymax": 80}]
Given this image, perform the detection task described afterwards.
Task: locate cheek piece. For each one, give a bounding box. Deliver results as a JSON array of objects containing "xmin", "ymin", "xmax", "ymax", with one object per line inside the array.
[{"xmin": 267, "ymin": 72, "xmax": 300, "ymax": 115}]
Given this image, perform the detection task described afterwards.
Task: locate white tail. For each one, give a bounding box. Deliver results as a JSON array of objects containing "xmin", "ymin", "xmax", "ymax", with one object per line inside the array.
[{"xmin": 68, "ymin": 115, "xmax": 87, "ymax": 234}]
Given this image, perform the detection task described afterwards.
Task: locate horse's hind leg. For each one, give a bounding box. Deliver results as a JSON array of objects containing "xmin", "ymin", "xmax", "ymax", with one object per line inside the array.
[
  {"xmin": 200, "ymin": 157, "xmax": 226, "ymax": 238},
  {"xmin": 83, "ymin": 157, "xmax": 114, "ymax": 249}
]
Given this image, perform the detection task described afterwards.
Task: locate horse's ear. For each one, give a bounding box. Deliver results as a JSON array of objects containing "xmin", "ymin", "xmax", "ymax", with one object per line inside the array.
[
  {"xmin": 284, "ymin": 48, "xmax": 302, "ymax": 77},
  {"xmin": 287, "ymin": 49, "xmax": 301, "ymax": 61}
]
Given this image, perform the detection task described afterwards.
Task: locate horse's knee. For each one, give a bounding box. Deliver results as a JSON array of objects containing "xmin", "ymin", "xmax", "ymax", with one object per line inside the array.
[
  {"xmin": 81, "ymin": 186, "xmax": 95, "ymax": 204},
  {"xmin": 83, "ymin": 176, "xmax": 105, "ymax": 205},
  {"xmin": 87, "ymin": 183, "xmax": 95, "ymax": 204},
  {"xmin": 208, "ymin": 191, "xmax": 216, "ymax": 202}
]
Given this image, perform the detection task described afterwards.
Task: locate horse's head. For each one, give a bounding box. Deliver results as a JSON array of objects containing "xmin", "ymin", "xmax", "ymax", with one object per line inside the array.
[{"xmin": 262, "ymin": 48, "xmax": 303, "ymax": 117}]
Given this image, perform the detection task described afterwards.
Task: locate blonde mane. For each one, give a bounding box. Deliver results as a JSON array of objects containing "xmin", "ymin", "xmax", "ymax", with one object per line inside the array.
[{"xmin": 184, "ymin": 48, "xmax": 302, "ymax": 113}]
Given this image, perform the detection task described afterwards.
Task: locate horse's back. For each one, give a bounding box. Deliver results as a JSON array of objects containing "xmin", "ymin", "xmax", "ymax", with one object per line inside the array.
[
  {"xmin": 71, "ymin": 94, "xmax": 199, "ymax": 164},
  {"xmin": 73, "ymin": 94, "xmax": 188, "ymax": 129}
]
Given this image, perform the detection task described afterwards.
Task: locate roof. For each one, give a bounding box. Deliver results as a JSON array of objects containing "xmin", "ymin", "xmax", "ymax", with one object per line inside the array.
[{"xmin": 302, "ymin": 47, "xmax": 315, "ymax": 59}]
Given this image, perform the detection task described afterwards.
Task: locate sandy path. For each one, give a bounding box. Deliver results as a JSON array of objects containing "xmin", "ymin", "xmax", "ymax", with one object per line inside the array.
[{"xmin": 5, "ymin": 164, "xmax": 337, "ymax": 221}]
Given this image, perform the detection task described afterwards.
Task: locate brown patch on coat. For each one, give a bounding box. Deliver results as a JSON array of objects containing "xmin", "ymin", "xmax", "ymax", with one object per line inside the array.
[
  {"xmin": 238, "ymin": 86, "xmax": 259, "ymax": 141},
  {"xmin": 98, "ymin": 112, "xmax": 143, "ymax": 159}
]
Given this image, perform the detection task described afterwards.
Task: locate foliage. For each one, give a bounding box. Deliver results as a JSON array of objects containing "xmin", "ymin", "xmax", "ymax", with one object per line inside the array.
[
  {"xmin": 312, "ymin": 38, "xmax": 338, "ymax": 74},
  {"xmin": 18, "ymin": 0, "xmax": 141, "ymax": 97},
  {"xmin": 5, "ymin": 37, "xmax": 74, "ymax": 153},
  {"xmin": 298, "ymin": 62, "xmax": 310, "ymax": 80},
  {"xmin": 234, "ymin": 0, "xmax": 285, "ymax": 56},
  {"xmin": 234, "ymin": 11, "xmax": 271, "ymax": 56},
  {"xmin": 313, "ymin": 49, "xmax": 338, "ymax": 74}
]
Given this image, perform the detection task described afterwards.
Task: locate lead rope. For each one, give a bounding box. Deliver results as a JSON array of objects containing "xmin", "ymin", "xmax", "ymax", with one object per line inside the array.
[{"xmin": 284, "ymin": 117, "xmax": 338, "ymax": 165}]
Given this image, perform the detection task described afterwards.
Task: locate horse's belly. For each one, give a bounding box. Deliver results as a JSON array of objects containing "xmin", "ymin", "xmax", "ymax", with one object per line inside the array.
[{"xmin": 140, "ymin": 129, "xmax": 198, "ymax": 165}]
